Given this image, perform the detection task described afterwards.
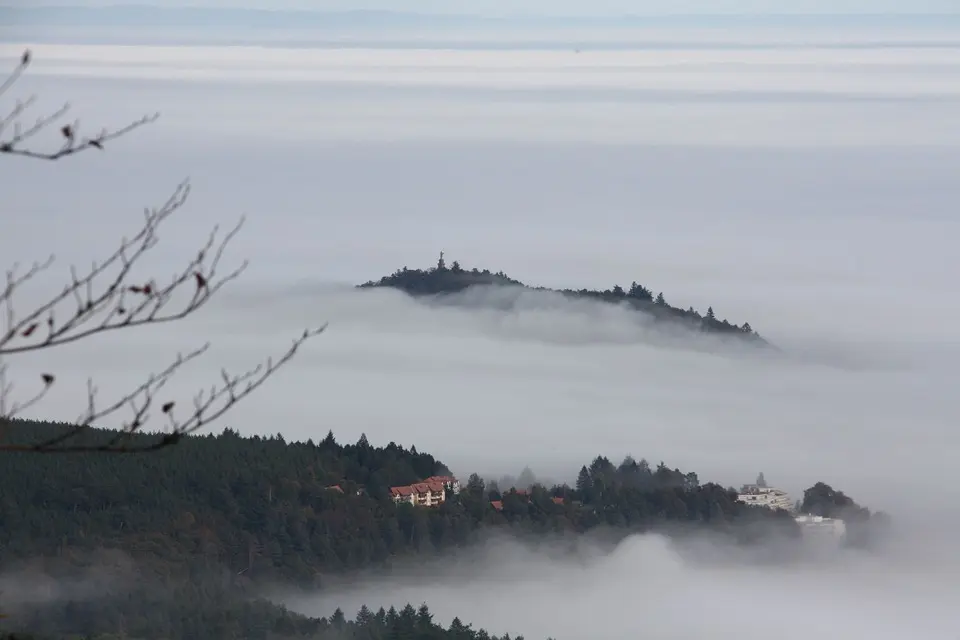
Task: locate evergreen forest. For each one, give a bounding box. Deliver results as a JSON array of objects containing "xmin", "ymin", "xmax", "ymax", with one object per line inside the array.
[{"xmin": 0, "ymin": 419, "xmax": 885, "ymax": 639}]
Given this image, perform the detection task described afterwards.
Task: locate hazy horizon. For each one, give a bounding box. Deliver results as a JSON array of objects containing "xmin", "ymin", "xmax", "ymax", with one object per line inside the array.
[
  {"xmin": 2, "ymin": 22, "xmax": 959, "ymax": 638},
  {"xmin": 7, "ymin": 2, "xmax": 960, "ymax": 17}
]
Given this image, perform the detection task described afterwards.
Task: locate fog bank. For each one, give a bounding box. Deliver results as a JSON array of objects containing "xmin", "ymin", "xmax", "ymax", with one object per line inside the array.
[{"xmin": 288, "ymin": 530, "xmax": 960, "ymax": 640}]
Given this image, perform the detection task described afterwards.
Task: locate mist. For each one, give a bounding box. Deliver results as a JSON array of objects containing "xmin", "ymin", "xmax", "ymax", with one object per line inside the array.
[
  {"xmin": 285, "ymin": 530, "xmax": 960, "ymax": 639},
  {"xmin": 2, "ymin": 22, "xmax": 959, "ymax": 638}
]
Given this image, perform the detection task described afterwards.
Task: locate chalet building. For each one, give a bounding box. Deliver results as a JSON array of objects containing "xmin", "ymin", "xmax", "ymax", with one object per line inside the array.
[
  {"xmin": 424, "ymin": 475, "xmax": 461, "ymax": 495},
  {"xmin": 390, "ymin": 475, "xmax": 459, "ymax": 507}
]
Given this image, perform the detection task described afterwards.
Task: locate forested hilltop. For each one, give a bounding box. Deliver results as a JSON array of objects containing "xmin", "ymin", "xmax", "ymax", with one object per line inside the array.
[
  {"xmin": 359, "ymin": 254, "xmax": 767, "ymax": 344},
  {"xmin": 0, "ymin": 419, "xmax": 878, "ymax": 639}
]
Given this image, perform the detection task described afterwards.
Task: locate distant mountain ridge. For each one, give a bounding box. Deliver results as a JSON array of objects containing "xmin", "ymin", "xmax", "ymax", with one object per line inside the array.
[
  {"xmin": 4, "ymin": 6, "xmax": 959, "ymax": 29},
  {"xmin": 359, "ymin": 254, "xmax": 768, "ymax": 345},
  {"xmin": 1, "ymin": 6, "xmax": 475, "ymax": 28}
]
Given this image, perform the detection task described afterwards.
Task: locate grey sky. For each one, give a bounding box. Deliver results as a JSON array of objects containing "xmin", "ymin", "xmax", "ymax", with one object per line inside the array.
[
  {"xmin": 19, "ymin": 0, "xmax": 960, "ymax": 16},
  {"xmin": 1, "ymin": 25, "xmax": 959, "ymax": 636}
]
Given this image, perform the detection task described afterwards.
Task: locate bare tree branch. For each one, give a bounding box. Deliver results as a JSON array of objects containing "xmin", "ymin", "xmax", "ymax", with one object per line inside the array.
[
  {"xmin": 0, "ymin": 181, "xmax": 250, "ymax": 355},
  {"xmin": 0, "ymin": 325, "xmax": 326, "ymax": 453},
  {"xmin": 0, "ymin": 48, "xmax": 157, "ymax": 160},
  {"xmin": 0, "ymin": 51, "xmax": 328, "ymax": 453}
]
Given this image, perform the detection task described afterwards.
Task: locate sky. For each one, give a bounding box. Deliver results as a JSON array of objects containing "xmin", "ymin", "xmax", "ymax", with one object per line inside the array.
[
  {"xmin": 14, "ymin": 0, "xmax": 960, "ymax": 15},
  {"xmin": 2, "ymin": 22, "xmax": 960, "ymax": 638}
]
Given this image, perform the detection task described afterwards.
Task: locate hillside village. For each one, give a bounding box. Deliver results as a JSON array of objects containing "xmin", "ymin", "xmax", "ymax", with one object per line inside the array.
[{"xmin": 381, "ymin": 471, "xmax": 848, "ymax": 540}]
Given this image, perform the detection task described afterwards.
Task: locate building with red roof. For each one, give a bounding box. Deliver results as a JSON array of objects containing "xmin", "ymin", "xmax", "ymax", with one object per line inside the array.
[{"xmin": 390, "ymin": 477, "xmax": 457, "ymax": 507}]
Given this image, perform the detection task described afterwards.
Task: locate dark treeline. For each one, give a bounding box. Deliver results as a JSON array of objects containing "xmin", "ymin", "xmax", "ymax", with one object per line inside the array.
[
  {"xmin": 0, "ymin": 419, "xmax": 876, "ymax": 638},
  {"xmin": 359, "ymin": 254, "xmax": 766, "ymax": 344},
  {"xmin": 800, "ymin": 481, "xmax": 891, "ymax": 547},
  {"xmin": 6, "ymin": 599, "xmax": 536, "ymax": 640}
]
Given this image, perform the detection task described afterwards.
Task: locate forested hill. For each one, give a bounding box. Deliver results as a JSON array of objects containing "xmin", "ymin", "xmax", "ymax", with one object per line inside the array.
[
  {"xmin": 0, "ymin": 419, "xmax": 867, "ymax": 639},
  {"xmin": 0, "ymin": 419, "xmax": 791, "ymax": 585},
  {"xmin": 358, "ymin": 254, "xmax": 767, "ymax": 345}
]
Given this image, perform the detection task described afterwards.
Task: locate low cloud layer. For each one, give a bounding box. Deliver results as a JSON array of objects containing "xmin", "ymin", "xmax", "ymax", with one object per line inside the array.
[
  {"xmin": 4, "ymin": 39, "xmax": 960, "ymax": 146},
  {"xmin": 288, "ymin": 530, "xmax": 960, "ymax": 639}
]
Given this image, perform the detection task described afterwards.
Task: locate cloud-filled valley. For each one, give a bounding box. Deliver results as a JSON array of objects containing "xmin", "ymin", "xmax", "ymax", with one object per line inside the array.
[
  {"xmin": 2, "ymin": 23, "xmax": 960, "ymax": 638},
  {"xmin": 285, "ymin": 531, "xmax": 960, "ymax": 640}
]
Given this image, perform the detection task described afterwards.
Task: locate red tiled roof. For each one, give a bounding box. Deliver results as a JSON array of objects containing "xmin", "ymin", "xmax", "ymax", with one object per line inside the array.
[
  {"xmin": 424, "ymin": 475, "xmax": 458, "ymax": 485},
  {"xmin": 551, "ymin": 497, "xmax": 564, "ymax": 505},
  {"xmin": 490, "ymin": 500, "xmax": 503, "ymax": 511},
  {"xmin": 391, "ymin": 481, "xmax": 445, "ymax": 497}
]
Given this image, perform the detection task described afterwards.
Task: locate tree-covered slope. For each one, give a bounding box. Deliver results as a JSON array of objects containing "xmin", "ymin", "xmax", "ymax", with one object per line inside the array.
[
  {"xmin": 0, "ymin": 418, "xmax": 874, "ymax": 639},
  {"xmin": 0, "ymin": 419, "xmax": 791, "ymax": 586},
  {"xmin": 358, "ymin": 254, "xmax": 767, "ymax": 345},
  {"xmin": 8, "ymin": 596, "xmax": 534, "ymax": 640}
]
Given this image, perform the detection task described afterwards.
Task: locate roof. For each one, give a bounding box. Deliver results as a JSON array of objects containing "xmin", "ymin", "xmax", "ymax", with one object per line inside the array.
[
  {"xmin": 551, "ymin": 497, "xmax": 565, "ymax": 506},
  {"xmin": 490, "ymin": 500, "xmax": 503, "ymax": 511},
  {"xmin": 390, "ymin": 481, "xmax": 446, "ymax": 497}
]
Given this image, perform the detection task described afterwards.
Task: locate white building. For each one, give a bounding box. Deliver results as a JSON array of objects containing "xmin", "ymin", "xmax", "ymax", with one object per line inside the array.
[
  {"xmin": 737, "ymin": 484, "xmax": 794, "ymax": 512},
  {"xmin": 795, "ymin": 514, "xmax": 847, "ymax": 539}
]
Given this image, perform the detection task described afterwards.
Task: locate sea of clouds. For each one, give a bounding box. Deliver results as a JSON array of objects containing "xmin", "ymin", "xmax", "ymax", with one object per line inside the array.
[
  {"xmin": 284, "ymin": 530, "xmax": 960, "ymax": 640},
  {"xmin": 2, "ymin": 23, "xmax": 959, "ymax": 637}
]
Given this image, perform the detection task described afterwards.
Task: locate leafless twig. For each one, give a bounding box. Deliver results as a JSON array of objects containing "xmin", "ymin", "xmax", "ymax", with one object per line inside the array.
[
  {"xmin": 0, "ymin": 325, "xmax": 326, "ymax": 453},
  {"xmin": 0, "ymin": 50, "xmax": 328, "ymax": 452},
  {"xmin": 0, "ymin": 181, "xmax": 247, "ymax": 355},
  {"xmin": 0, "ymin": 48, "xmax": 157, "ymax": 160}
]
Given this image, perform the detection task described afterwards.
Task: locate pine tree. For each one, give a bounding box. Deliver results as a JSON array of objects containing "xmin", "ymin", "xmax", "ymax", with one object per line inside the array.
[
  {"xmin": 576, "ymin": 465, "xmax": 591, "ymax": 495},
  {"xmin": 330, "ymin": 608, "xmax": 346, "ymax": 630},
  {"xmin": 356, "ymin": 604, "xmax": 374, "ymax": 626},
  {"xmin": 466, "ymin": 473, "xmax": 485, "ymax": 497},
  {"xmin": 416, "ymin": 603, "xmax": 433, "ymax": 629}
]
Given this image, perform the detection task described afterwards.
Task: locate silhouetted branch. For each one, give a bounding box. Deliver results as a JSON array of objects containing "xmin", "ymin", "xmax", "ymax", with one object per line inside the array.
[
  {"xmin": 0, "ymin": 48, "xmax": 157, "ymax": 160},
  {"xmin": 0, "ymin": 181, "xmax": 249, "ymax": 355},
  {"xmin": 0, "ymin": 49, "xmax": 328, "ymax": 452},
  {"xmin": 0, "ymin": 326, "xmax": 326, "ymax": 453}
]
